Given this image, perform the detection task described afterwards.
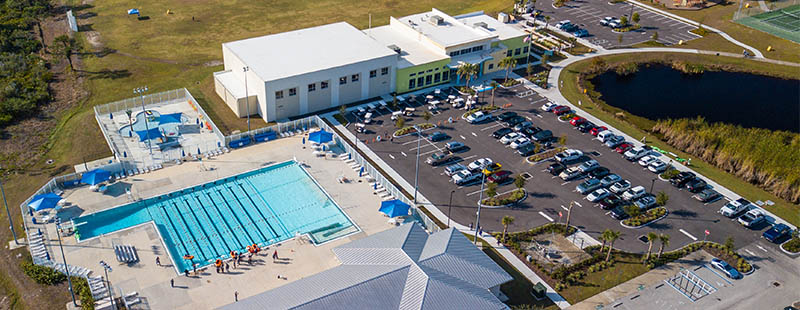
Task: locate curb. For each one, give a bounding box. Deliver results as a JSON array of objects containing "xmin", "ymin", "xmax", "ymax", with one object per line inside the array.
[
  {"xmin": 780, "ymin": 241, "xmax": 800, "ymax": 257},
  {"xmin": 620, "ymin": 207, "xmax": 669, "ymax": 228},
  {"xmin": 479, "ymin": 190, "xmax": 528, "ymax": 208}
]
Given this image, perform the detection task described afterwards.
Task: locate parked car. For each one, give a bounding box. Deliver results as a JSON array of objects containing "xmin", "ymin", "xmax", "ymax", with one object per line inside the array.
[
  {"xmin": 559, "ymin": 167, "xmax": 583, "ymax": 181},
  {"xmin": 578, "ymin": 159, "xmax": 599, "ymax": 173},
  {"xmin": 600, "ymin": 174, "xmax": 622, "ymax": 187},
  {"xmin": 597, "ymin": 131, "xmax": 616, "ymax": 143},
  {"xmin": 590, "ymin": 126, "xmax": 608, "ymax": 136},
  {"xmin": 501, "ymin": 132, "xmax": 523, "ymax": 144},
  {"xmin": 670, "ymin": 171, "xmax": 696, "ymax": 187},
  {"xmin": 577, "ymin": 122, "xmax": 596, "ymax": 133},
  {"xmin": 492, "ymin": 127, "xmax": 514, "ymax": 139},
  {"xmin": 510, "ymin": 137, "xmax": 531, "ymax": 150},
  {"xmin": 505, "ymin": 115, "xmax": 527, "ymax": 127},
  {"xmin": 452, "ymin": 170, "xmax": 481, "ymax": 185},
  {"xmin": 588, "ymin": 167, "xmax": 610, "ymax": 179},
  {"xmin": 685, "ymin": 179, "xmax": 707, "ymax": 193},
  {"xmin": 598, "ymin": 195, "xmax": 622, "ymax": 210},
  {"xmin": 693, "ymin": 189, "xmax": 720, "ymax": 203},
  {"xmin": 483, "ymin": 163, "xmax": 503, "ymax": 175},
  {"xmin": 624, "ymin": 147, "xmax": 651, "ymax": 161},
  {"xmin": 517, "ymin": 143, "xmax": 537, "ymax": 156},
  {"xmin": 604, "ymin": 135, "xmax": 625, "ymax": 148},
  {"xmin": 763, "ymin": 223, "xmax": 792, "ymax": 243},
  {"xmin": 547, "ymin": 162, "xmax": 567, "ymax": 175},
  {"xmin": 738, "ymin": 209, "xmax": 766, "ymax": 228},
  {"xmin": 710, "ymin": 258, "xmax": 742, "ymax": 279},
  {"xmin": 638, "ymin": 155, "xmax": 658, "ymax": 167},
  {"xmin": 445, "ymin": 141, "xmax": 467, "ymax": 153},
  {"xmin": 541, "ymin": 101, "xmax": 558, "ymax": 111},
  {"xmin": 555, "ymin": 149, "xmax": 583, "ymax": 163},
  {"xmin": 444, "ymin": 163, "xmax": 467, "ymax": 176},
  {"xmin": 610, "ymin": 205, "xmax": 630, "ymax": 220},
  {"xmin": 563, "ymin": 24, "xmax": 579, "ymax": 32},
  {"xmin": 648, "ymin": 160, "xmax": 668, "ymax": 173},
  {"xmin": 426, "ymin": 152, "xmax": 453, "ymax": 166},
  {"xmin": 466, "ymin": 111, "xmax": 492, "ymax": 123},
  {"xmin": 720, "ymin": 198, "xmax": 753, "ymax": 218},
  {"xmin": 497, "ymin": 111, "xmax": 518, "ymax": 122},
  {"xmin": 573, "ymin": 29, "xmax": 589, "ymax": 37},
  {"xmin": 488, "ymin": 170, "xmax": 512, "ymax": 183},
  {"xmin": 467, "ymin": 158, "xmax": 493, "ymax": 172},
  {"xmin": 600, "ymin": 16, "xmax": 616, "ymax": 26},
  {"xmin": 622, "ymin": 186, "xmax": 647, "ymax": 200},
  {"xmin": 427, "ymin": 131, "xmax": 449, "ymax": 142},
  {"xmin": 513, "ymin": 121, "xmax": 534, "ymax": 132},
  {"xmin": 556, "ymin": 20, "xmax": 572, "ymax": 29},
  {"xmin": 577, "ymin": 179, "xmax": 603, "ymax": 194},
  {"xmin": 634, "ymin": 195, "xmax": 657, "ymax": 209},
  {"xmin": 553, "ymin": 106, "xmax": 571, "ymax": 115},
  {"xmin": 521, "ymin": 126, "xmax": 542, "ymax": 138},
  {"xmin": 569, "ymin": 116, "xmax": 587, "ymax": 126},
  {"xmin": 615, "ymin": 143, "xmax": 633, "ymax": 154},
  {"xmin": 532, "ymin": 130, "xmax": 553, "ymax": 142},
  {"xmin": 609, "ymin": 180, "xmax": 632, "ymax": 194},
  {"xmin": 587, "ymin": 188, "xmax": 611, "ymax": 202}
]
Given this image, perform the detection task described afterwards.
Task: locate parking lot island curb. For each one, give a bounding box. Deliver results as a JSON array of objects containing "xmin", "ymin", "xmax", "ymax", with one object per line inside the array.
[
  {"xmin": 619, "ymin": 208, "xmax": 669, "ymax": 229},
  {"xmin": 780, "ymin": 242, "xmax": 800, "ymax": 257},
  {"xmin": 478, "ymin": 189, "xmax": 528, "ymax": 209}
]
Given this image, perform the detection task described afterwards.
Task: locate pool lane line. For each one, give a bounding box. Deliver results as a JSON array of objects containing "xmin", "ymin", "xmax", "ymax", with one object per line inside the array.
[
  {"xmin": 178, "ymin": 198, "xmax": 224, "ymax": 258},
  {"xmin": 167, "ymin": 201, "xmax": 209, "ymax": 260},
  {"xmin": 191, "ymin": 194, "xmax": 236, "ymax": 252},
  {"xmin": 244, "ymin": 178, "xmax": 291, "ymax": 237},
  {"xmin": 231, "ymin": 182, "xmax": 279, "ymax": 239},
  {"xmin": 200, "ymin": 192, "xmax": 247, "ymax": 249},
  {"xmin": 157, "ymin": 203, "xmax": 192, "ymax": 258},
  {"xmin": 224, "ymin": 185, "xmax": 271, "ymax": 242},
  {"xmin": 213, "ymin": 188, "xmax": 258, "ymax": 245}
]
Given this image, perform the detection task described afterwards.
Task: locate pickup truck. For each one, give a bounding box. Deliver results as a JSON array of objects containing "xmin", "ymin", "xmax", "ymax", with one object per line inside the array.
[{"xmin": 719, "ymin": 198, "xmax": 753, "ymax": 218}]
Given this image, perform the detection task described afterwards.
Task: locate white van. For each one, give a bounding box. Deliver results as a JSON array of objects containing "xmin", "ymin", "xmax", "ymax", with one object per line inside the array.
[
  {"xmin": 391, "ymin": 111, "xmax": 402, "ymax": 121},
  {"xmin": 363, "ymin": 112, "xmax": 373, "ymax": 124},
  {"xmin": 597, "ymin": 130, "xmax": 615, "ymax": 143}
]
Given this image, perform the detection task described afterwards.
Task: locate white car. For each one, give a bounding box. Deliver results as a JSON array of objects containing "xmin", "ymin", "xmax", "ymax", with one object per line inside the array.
[
  {"xmin": 466, "ymin": 111, "xmax": 491, "ymax": 124},
  {"xmin": 541, "ymin": 101, "xmax": 558, "ymax": 112},
  {"xmin": 587, "ymin": 188, "xmax": 611, "ymax": 202},
  {"xmin": 648, "ymin": 160, "xmax": 668, "ymax": 173},
  {"xmin": 600, "ymin": 16, "xmax": 615, "ymax": 26},
  {"xmin": 720, "ymin": 198, "xmax": 753, "ymax": 218},
  {"xmin": 600, "ymin": 174, "xmax": 622, "ymax": 187},
  {"xmin": 738, "ymin": 209, "xmax": 766, "ymax": 228},
  {"xmin": 609, "ymin": 180, "xmax": 632, "ymax": 194},
  {"xmin": 624, "ymin": 147, "xmax": 651, "ymax": 161},
  {"xmin": 578, "ymin": 159, "xmax": 599, "ymax": 173},
  {"xmin": 500, "ymin": 132, "xmax": 523, "ymax": 145},
  {"xmin": 622, "ymin": 186, "xmax": 647, "ymax": 201},
  {"xmin": 638, "ymin": 155, "xmax": 657, "ymax": 167},
  {"xmin": 510, "ymin": 137, "xmax": 531, "ymax": 149},
  {"xmin": 467, "ymin": 158, "xmax": 493, "ymax": 172},
  {"xmin": 452, "ymin": 170, "xmax": 481, "ymax": 185},
  {"xmin": 555, "ymin": 149, "xmax": 583, "ymax": 163},
  {"xmin": 559, "ymin": 167, "xmax": 583, "ymax": 181}
]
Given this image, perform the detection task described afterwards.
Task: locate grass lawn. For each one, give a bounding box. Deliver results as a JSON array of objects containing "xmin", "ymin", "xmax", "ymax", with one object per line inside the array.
[
  {"xmin": 557, "ymin": 52, "xmax": 800, "ymax": 227},
  {"xmin": 630, "ymin": 0, "xmax": 800, "ymax": 63},
  {"xmin": 557, "ymin": 252, "xmax": 650, "ymax": 304}
]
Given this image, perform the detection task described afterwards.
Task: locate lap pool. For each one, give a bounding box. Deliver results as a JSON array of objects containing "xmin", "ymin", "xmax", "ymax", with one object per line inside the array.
[{"xmin": 72, "ymin": 161, "xmax": 358, "ymax": 273}]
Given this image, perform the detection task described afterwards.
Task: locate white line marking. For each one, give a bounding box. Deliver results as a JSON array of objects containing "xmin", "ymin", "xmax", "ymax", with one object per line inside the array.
[
  {"xmin": 400, "ymin": 152, "xmax": 407, "ymax": 157},
  {"xmin": 462, "ymin": 155, "xmax": 477, "ymax": 161},
  {"xmin": 388, "ymin": 154, "xmax": 395, "ymax": 159},
  {"xmin": 745, "ymin": 249, "xmax": 757, "ymax": 256},
  {"xmin": 561, "ymin": 181, "xmax": 570, "ymax": 186},
  {"xmin": 408, "ymin": 144, "xmax": 434, "ymax": 151},
  {"xmin": 539, "ymin": 212, "xmax": 554, "ymax": 222},
  {"xmin": 419, "ymin": 149, "xmax": 440, "ymax": 156},
  {"xmin": 756, "ymin": 245, "xmax": 768, "ymax": 253},
  {"xmin": 481, "ymin": 123, "xmax": 504, "ymax": 131},
  {"xmin": 560, "ymin": 205, "xmax": 569, "ymax": 211},
  {"xmin": 471, "ymin": 132, "xmax": 478, "ymax": 137},
  {"xmin": 401, "ymin": 140, "xmax": 418, "ymax": 145},
  {"xmin": 537, "ymin": 114, "xmax": 543, "ymax": 118},
  {"xmin": 679, "ymin": 229, "xmax": 698, "ymax": 241},
  {"xmin": 460, "ymin": 135, "xmax": 467, "ymax": 140},
  {"xmin": 574, "ymin": 202, "xmax": 582, "ymax": 208}
]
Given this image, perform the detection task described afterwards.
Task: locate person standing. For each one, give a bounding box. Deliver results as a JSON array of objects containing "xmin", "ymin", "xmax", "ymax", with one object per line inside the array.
[
  {"xmin": 156, "ymin": 257, "xmax": 161, "ymax": 267},
  {"xmin": 170, "ymin": 279, "xmax": 174, "ymax": 287},
  {"xmin": 235, "ymin": 291, "xmax": 239, "ymax": 302},
  {"xmin": 272, "ymin": 250, "xmax": 279, "ymax": 260}
]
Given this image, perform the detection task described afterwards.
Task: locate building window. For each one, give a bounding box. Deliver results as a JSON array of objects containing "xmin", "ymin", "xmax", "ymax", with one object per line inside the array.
[
  {"xmin": 417, "ymin": 77, "xmax": 424, "ymax": 87},
  {"xmin": 410, "ymin": 73, "xmax": 416, "ymax": 77},
  {"xmin": 370, "ymin": 70, "xmax": 377, "ymax": 78},
  {"xmin": 351, "ymin": 74, "xmax": 359, "ymax": 82},
  {"xmin": 523, "ymin": 46, "xmax": 529, "ymax": 54},
  {"xmin": 417, "ymin": 71, "xmax": 424, "ymax": 75},
  {"xmin": 275, "ymin": 90, "xmax": 284, "ymax": 100},
  {"xmin": 460, "ymin": 48, "xmax": 470, "ymax": 54},
  {"xmin": 434, "ymin": 73, "xmax": 441, "ymax": 83},
  {"xmin": 488, "ymin": 64, "xmax": 494, "ymax": 70},
  {"xmin": 409, "ymin": 79, "xmax": 416, "ymax": 89},
  {"xmin": 381, "ymin": 67, "xmax": 389, "ymax": 75},
  {"xmin": 426, "ymin": 69, "xmax": 432, "ymax": 73},
  {"xmin": 321, "ymin": 81, "xmax": 329, "ymax": 89},
  {"xmin": 506, "ymin": 50, "xmax": 512, "ymax": 57},
  {"xmin": 442, "ymin": 70, "xmax": 449, "ymax": 81},
  {"xmin": 339, "ymin": 76, "xmax": 347, "ymax": 85},
  {"xmin": 289, "ymin": 88, "xmax": 297, "ymax": 96},
  {"xmin": 450, "ymin": 51, "xmax": 460, "ymax": 56},
  {"xmin": 514, "ymin": 48, "xmax": 521, "ymax": 56},
  {"xmin": 308, "ymin": 83, "xmax": 316, "ymax": 92},
  {"xmin": 425, "ymin": 75, "xmax": 432, "ymax": 85}
]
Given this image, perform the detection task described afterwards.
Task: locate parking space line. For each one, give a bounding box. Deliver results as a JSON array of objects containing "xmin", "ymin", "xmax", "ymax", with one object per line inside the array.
[
  {"xmin": 481, "ymin": 123, "xmax": 504, "ymax": 131},
  {"xmin": 401, "ymin": 140, "xmax": 418, "ymax": 145},
  {"xmin": 560, "ymin": 205, "xmax": 569, "ymax": 211},
  {"xmin": 462, "ymin": 154, "xmax": 477, "ymax": 161},
  {"xmin": 471, "ymin": 132, "xmax": 478, "ymax": 137},
  {"xmin": 419, "ymin": 148, "xmax": 441, "ymax": 156},
  {"xmin": 745, "ymin": 249, "xmax": 757, "ymax": 256},
  {"xmin": 679, "ymin": 229, "xmax": 698, "ymax": 241},
  {"xmin": 400, "ymin": 151, "xmax": 407, "ymax": 157},
  {"xmin": 460, "ymin": 135, "xmax": 467, "ymax": 140},
  {"xmin": 755, "ymin": 245, "xmax": 768, "ymax": 253},
  {"xmin": 539, "ymin": 211, "xmax": 555, "ymax": 222},
  {"xmin": 388, "ymin": 154, "xmax": 395, "ymax": 159},
  {"xmin": 408, "ymin": 143, "xmax": 435, "ymax": 151}
]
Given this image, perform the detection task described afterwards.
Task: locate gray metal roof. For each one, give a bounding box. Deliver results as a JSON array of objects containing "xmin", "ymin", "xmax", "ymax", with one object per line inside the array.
[{"xmin": 219, "ymin": 223, "xmax": 512, "ymax": 310}]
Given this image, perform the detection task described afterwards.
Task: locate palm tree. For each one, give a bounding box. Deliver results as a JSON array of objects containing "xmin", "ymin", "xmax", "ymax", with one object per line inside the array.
[
  {"xmin": 457, "ymin": 63, "xmax": 479, "ymax": 91},
  {"xmin": 605, "ymin": 231, "xmax": 621, "ymax": 262},
  {"xmin": 544, "ymin": 16, "xmax": 551, "ymax": 30},
  {"xmin": 645, "ymin": 232, "xmax": 658, "ymax": 262},
  {"xmin": 568, "ymin": 37, "xmax": 577, "ymax": 53},
  {"xmin": 501, "ymin": 215, "xmax": 515, "ymax": 243},
  {"xmin": 499, "ymin": 57, "xmax": 518, "ymax": 83},
  {"xmin": 600, "ymin": 229, "xmax": 612, "ymax": 252},
  {"xmin": 490, "ymin": 81, "xmax": 498, "ymax": 107},
  {"xmin": 657, "ymin": 234, "xmax": 670, "ymax": 259}
]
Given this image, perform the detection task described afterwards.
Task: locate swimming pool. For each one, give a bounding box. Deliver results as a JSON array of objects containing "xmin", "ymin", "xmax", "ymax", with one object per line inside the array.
[
  {"xmin": 72, "ymin": 161, "xmax": 359, "ymax": 273},
  {"xmin": 118, "ymin": 110, "xmax": 186, "ymax": 139}
]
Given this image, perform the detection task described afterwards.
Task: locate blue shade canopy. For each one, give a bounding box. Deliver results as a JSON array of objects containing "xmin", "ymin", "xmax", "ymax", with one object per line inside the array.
[
  {"xmin": 158, "ymin": 113, "xmax": 182, "ymax": 125},
  {"xmin": 127, "ymin": 8, "xmax": 139, "ymax": 15},
  {"xmin": 379, "ymin": 199, "xmax": 410, "ymax": 218},
  {"xmin": 135, "ymin": 128, "xmax": 162, "ymax": 142},
  {"xmin": 81, "ymin": 169, "xmax": 111, "ymax": 185},
  {"xmin": 308, "ymin": 130, "xmax": 333, "ymax": 144},
  {"xmin": 28, "ymin": 193, "xmax": 62, "ymax": 211}
]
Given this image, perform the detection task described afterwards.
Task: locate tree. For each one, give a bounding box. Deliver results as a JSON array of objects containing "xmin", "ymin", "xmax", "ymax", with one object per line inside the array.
[
  {"xmin": 724, "ymin": 237, "xmax": 735, "ymax": 251},
  {"xmin": 339, "ymin": 104, "xmax": 347, "ymax": 116},
  {"xmin": 558, "ymin": 134, "xmax": 567, "ymax": 145},
  {"xmin": 563, "ymin": 201, "xmax": 575, "ymax": 235},
  {"xmin": 526, "ymin": 63, "xmax": 534, "ymax": 77},
  {"xmin": 632, "ymin": 12, "xmax": 640, "ymax": 24},
  {"xmin": 52, "ymin": 35, "xmax": 79, "ymax": 70},
  {"xmin": 501, "ymin": 215, "xmax": 515, "ymax": 243},
  {"xmin": 656, "ymin": 191, "xmax": 669, "ymax": 206},
  {"xmin": 391, "ymin": 94, "xmax": 399, "ymax": 110},
  {"xmin": 657, "ymin": 234, "xmax": 670, "ymax": 259},
  {"xmin": 490, "ymin": 81, "xmax": 499, "ymax": 107},
  {"xmin": 544, "ymin": 16, "xmax": 551, "ymax": 30},
  {"xmin": 514, "ymin": 175, "xmax": 526, "ymax": 189},
  {"xmin": 395, "ymin": 117, "xmax": 405, "ymax": 129},
  {"xmin": 568, "ymin": 37, "xmax": 577, "ymax": 53},
  {"xmin": 540, "ymin": 54, "xmax": 549, "ymax": 68},
  {"xmin": 487, "ymin": 182, "xmax": 498, "ymax": 199},
  {"xmin": 624, "ymin": 205, "xmax": 641, "ymax": 219},
  {"xmin": 457, "ymin": 63, "xmax": 479, "ymax": 91},
  {"xmin": 590, "ymin": 57, "xmax": 607, "ymax": 72},
  {"xmin": 620, "ymin": 15, "xmax": 628, "ymax": 26},
  {"xmin": 600, "ymin": 229, "xmax": 613, "ymax": 252},
  {"xmin": 645, "ymin": 232, "xmax": 658, "ymax": 262},
  {"xmin": 423, "ymin": 111, "xmax": 432, "ymax": 121},
  {"xmin": 605, "ymin": 230, "xmax": 621, "ymax": 262},
  {"xmin": 23, "ymin": 0, "xmax": 51, "ymax": 51},
  {"xmin": 651, "ymin": 31, "xmax": 659, "ymax": 41},
  {"xmin": 499, "ymin": 57, "xmax": 518, "ymax": 83}
]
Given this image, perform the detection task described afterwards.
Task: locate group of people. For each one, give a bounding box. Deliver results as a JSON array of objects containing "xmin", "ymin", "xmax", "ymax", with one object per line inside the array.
[{"xmin": 178, "ymin": 243, "xmax": 282, "ymax": 275}]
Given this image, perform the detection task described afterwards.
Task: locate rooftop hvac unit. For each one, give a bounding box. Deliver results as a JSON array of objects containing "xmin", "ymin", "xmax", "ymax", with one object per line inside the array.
[
  {"xmin": 473, "ymin": 22, "xmax": 488, "ymax": 29},
  {"xmin": 498, "ymin": 12, "xmax": 509, "ymax": 23},
  {"xmin": 387, "ymin": 44, "xmax": 401, "ymax": 54},
  {"xmin": 429, "ymin": 15, "xmax": 444, "ymax": 25}
]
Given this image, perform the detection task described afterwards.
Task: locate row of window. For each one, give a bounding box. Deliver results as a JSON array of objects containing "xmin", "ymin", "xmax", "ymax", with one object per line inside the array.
[
  {"xmin": 449, "ymin": 45, "xmax": 484, "ymax": 57},
  {"xmin": 408, "ymin": 70, "xmax": 449, "ymax": 90},
  {"xmin": 505, "ymin": 46, "xmax": 530, "ymax": 57},
  {"xmin": 274, "ymin": 67, "xmax": 390, "ymax": 100}
]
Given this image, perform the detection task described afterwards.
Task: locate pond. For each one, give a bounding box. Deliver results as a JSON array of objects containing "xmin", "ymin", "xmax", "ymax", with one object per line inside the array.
[{"xmin": 590, "ymin": 65, "xmax": 800, "ymax": 133}]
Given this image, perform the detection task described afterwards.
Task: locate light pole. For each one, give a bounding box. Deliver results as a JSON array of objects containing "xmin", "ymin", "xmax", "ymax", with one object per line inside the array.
[
  {"xmin": 413, "ymin": 125, "xmax": 421, "ymax": 204},
  {"xmin": 243, "ymin": 66, "xmax": 251, "ymax": 134},
  {"xmin": 447, "ymin": 190, "xmax": 456, "ymax": 228},
  {"xmin": 0, "ymin": 174, "xmax": 18, "ymax": 245},
  {"xmin": 56, "ymin": 219, "xmax": 77, "ymax": 306},
  {"xmin": 99, "ymin": 260, "xmax": 114, "ymax": 309},
  {"xmin": 650, "ymin": 178, "xmax": 656, "ymax": 193},
  {"xmin": 133, "ymin": 86, "xmax": 152, "ymax": 155},
  {"xmin": 473, "ymin": 173, "xmax": 486, "ymax": 245}
]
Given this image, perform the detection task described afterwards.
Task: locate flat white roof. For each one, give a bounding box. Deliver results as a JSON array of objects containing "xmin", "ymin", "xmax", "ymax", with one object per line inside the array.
[
  {"xmin": 455, "ymin": 13, "xmax": 527, "ymax": 41},
  {"xmin": 396, "ymin": 10, "xmax": 495, "ymax": 48},
  {"xmin": 214, "ymin": 71, "xmax": 245, "ymax": 98},
  {"xmin": 364, "ymin": 26, "xmax": 449, "ymax": 68},
  {"xmin": 224, "ymin": 22, "xmax": 397, "ymax": 82}
]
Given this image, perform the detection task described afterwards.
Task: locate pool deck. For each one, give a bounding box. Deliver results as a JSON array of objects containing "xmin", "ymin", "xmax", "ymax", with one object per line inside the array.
[{"xmin": 32, "ymin": 135, "xmax": 396, "ymax": 309}]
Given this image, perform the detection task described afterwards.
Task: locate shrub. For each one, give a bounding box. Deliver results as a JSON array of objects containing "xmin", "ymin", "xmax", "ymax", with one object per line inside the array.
[
  {"xmin": 461, "ymin": 106, "xmax": 499, "ymax": 118},
  {"xmin": 482, "ymin": 189, "xmax": 525, "ymax": 206},
  {"xmin": 21, "ymin": 261, "xmax": 66, "ymax": 285},
  {"xmin": 622, "ymin": 207, "xmax": 667, "ymax": 226},
  {"xmin": 783, "ymin": 237, "xmax": 800, "ymax": 253},
  {"xmin": 393, "ymin": 123, "xmax": 434, "ymax": 136},
  {"xmin": 72, "ymin": 276, "xmax": 96, "ymax": 310},
  {"xmin": 660, "ymin": 168, "xmax": 680, "ymax": 179}
]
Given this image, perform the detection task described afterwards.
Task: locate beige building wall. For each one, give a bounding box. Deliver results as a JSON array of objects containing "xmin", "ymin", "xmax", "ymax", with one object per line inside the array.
[
  {"xmin": 368, "ymin": 72, "xmax": 391, "ymax": 98},
  {"xmin": 483, "ymin": 48, "xmax": 509, "ymax": 74},
  {"xmin": 338, "ymin": 77, "xmax": 362, "ymax": 104},
  {"xmin": 307, "ymin": 80, "xmax": 332, "ymax": 113},
  {"xmin": 274, "ymin": 90, "xmax": 300, "ymax": 120}
]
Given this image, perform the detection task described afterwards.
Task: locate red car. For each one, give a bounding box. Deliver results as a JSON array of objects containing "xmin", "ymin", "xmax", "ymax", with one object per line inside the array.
[
  {"xmin": 553, "ymin": 106, "xmax": 571, "ymax": 115},
  {"xmin": 488, "ymin": 170, "xmax": 512, "ymax": 183},
  {"xmin": 615, "ymin": 143, "xmax": 633, "ymax": 153},
  {"xmin": 590, "ymin": 126, "xmax": 608, "ymax": 136},
  {"xmin": 569, "ymin": 116, "xmax": 586, "ymax": 126}
]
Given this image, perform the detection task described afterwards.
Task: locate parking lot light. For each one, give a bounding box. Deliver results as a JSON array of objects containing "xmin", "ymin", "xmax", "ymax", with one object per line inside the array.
[
  {"xmin": 448, "ymin": 190, "xmax": 456, "ymax": 228},
  {"xmin": 413, "ymin": 125, "xmax": 421, "ymax": 204},
  {"xmin": 474, "ymin": 173, "xmax": 486, "ymax": 245},
  {"xmin": 650, "ymin": 178, "xmax": 656, "ymax": 193}
]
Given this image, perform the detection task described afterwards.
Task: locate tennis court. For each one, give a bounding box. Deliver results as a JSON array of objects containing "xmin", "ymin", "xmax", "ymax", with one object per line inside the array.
[{"xmin": 736, "ymin": 4, "xmax": 800, "ymax": 43}]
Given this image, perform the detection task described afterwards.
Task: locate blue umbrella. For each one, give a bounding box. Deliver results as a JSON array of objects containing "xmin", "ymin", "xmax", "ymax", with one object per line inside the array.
[
  {"xmin": 379, "ymin": 199, "xmax": 410, "ymax": 218},
  {"xmin": 181, "ymin": 149, "xmax": 186, "ymax": 157},
  {"xmin": 359, "ymin": 166, "xmax": 364, "ymax": 177},
  {"xmin": 28, "ymin": 193, "xmax": 62, "ymax": 212},
  {"xmin": 302, "ymin": 137, "xmax": 305, "ymax": 145},
  {"xmin": 81, "ymin": 169, "xmax": 111, "ymax": 185},
  {"xmin": 123, "ymin": 151, "xmax": 127, "ymax": 158},
  {"xmin": 197, "ymin": 147, "xmax": 201, "ymax": 155},
  {"xmin": 308, "ymin": 130, "xmax": 333, "ymax": 144},
  {"xmin": 110, "ymin": 113, "xmax": 114, "ymax": 119}
]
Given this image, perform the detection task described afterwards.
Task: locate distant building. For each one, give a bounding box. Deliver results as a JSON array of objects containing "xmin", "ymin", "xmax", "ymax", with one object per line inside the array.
[
  {"xmin": 218, "ymin": 223, "xmax": 513, "ymax": 310},
  {"xmin": 214, "ymin": 8, "xmax": 529, "ymax": 122}
]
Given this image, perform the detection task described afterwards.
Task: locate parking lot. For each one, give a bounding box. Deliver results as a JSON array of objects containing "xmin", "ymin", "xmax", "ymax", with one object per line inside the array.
[
  {"xmin": 532, "ymin": 1, "xmax": 701, "ymax": 48},
  {"xmin": 342, "ymin": 84, "xmax": 780, "ymax": 254}
]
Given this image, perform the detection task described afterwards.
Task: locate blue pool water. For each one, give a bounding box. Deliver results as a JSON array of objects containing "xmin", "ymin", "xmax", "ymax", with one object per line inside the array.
[
  {"xmin": 118, "ymin": 110, "xmax": 185, "ymax": 139},
  {"xmin": 72, "ymin": 161, "xmax": 358, "ymax": 273}
]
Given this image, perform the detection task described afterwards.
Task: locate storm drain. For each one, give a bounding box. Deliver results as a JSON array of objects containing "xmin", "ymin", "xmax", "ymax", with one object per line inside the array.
[
  {"xmin": 521, "ymin": 172, "xmax": 533, "ymax": 180},
  {"xmin": 589, "ymin": 150, "xmax": 602, "ymax": 156},
  {"xmin": 638, "ymin": 235, "xmax": 649, "ymax": 243}
]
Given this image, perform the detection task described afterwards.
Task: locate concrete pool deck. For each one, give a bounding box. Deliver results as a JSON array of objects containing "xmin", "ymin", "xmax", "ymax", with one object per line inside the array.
[{"xmin": 30, "ymin": 135, "xmax": 396, "ymax": 309}]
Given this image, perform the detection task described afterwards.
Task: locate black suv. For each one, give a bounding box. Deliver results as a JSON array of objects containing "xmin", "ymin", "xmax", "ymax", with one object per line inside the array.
[
  {"xmin": 520, "ymin": 126, "xmax": 542, "ymax": 138},
  {"xmin": 576, "ymin": 122, "xmax": 595, "ymax": 133},
  {"xmin": 686, "ymin": 179, "xmax": 707, "ymax": 193},
  {"xmin": 505, "ymin": 115, "xmax": 527, "ymax": 127},
  {"xmin": 669, "ymin": 171, "xmax": 696, "ymax": 187},
  {"xmin": 547, "ymin": 162, "xmax": 566, "ymax": 175},
  {"xmin": 492, "ymin": 127, "xmax": 513, "ymax": 139},
  {"xmin": 610, "ymin": 205, "xmax": 630, "ymax": 220},
  {"xmin": 497, "ymin": 111, "xmax": 518, "ymax": 122},
  {"xmin": 598, "ymin": 195, "xmax": 622, "ymax": 210}
]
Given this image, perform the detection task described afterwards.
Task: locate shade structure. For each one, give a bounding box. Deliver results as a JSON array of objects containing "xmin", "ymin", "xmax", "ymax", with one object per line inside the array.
[
  {"xmin": 379, "ymin": 199, "xmax": 410, "ymax": 218},
  {"xmin": 158, "ymin": 112, "xmax": 182, "ymax": 125},
  {"xmin": 308, "ymin": 130, "xmax": 333, "ymax": 144},
  {"xmin": 28, "ymin": 193, "xmax": 62, "ymax": 212},
  {"xmin": 81, "ymin": 169, "xmax": 111, "ymax": 185},
  {"xmin": 135, "ymin": 128, "xmax": 162, "ymax": 142}
]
